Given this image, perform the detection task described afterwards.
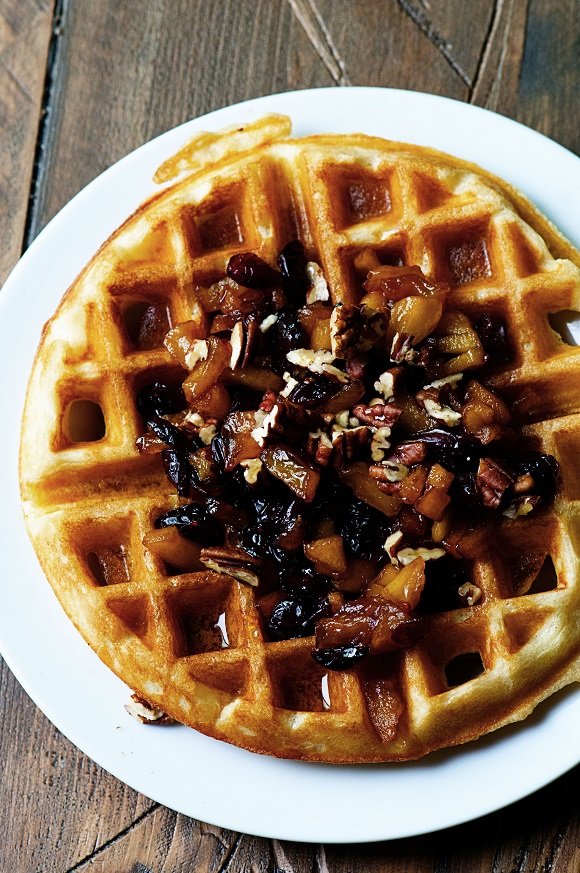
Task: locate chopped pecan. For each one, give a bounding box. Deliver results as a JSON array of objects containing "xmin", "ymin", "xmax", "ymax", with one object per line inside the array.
[
  {"xmin": 383, "ymin": 530, "xmax": 404, "ymax": 562},
  {"xmin": 374, "ymin": 366, "xmax": 404, "ymax": 399},
  {"xmin": 330, "ymin": 304, "xmax": 388, "ymax": 360},
  {"xmin": 332, "ymin": 426, "xmax": 370, "ymax": 465},
  {"xmin": 384, "ymin": 441, "xmax": 427, "ymax": 466},
  {"xmin": 352, "ymin": 403, "xmax": 403, "ymax": 428},
  {"xmin": 125, "ymin": 694, "xmax": 174, "ymax": 725},
  {"xmin": 417, "ymin": 387, "xmax": 462, "ymax": 426},
  {"xmin": 512, "ymin": 473, "xmax": 535, "ymax": 495},
  {"xmin": 502, "ymin": 494, "xmax": 541, "ymax": 518},
  {"xmin": 306, "ymin": 430, "xmax": 333, "ymax": 467},
  {"xmin": 229, "ymin": 317, "xmax": 259, "ymax": 369},
  {"xmin": 458, "ymin": 583, "xmax": 482, "ymax": 607},
  {"xmin": 377, "ymin": 479, "xmax": 403, "ymax": 495},
  {"xmin": 346, "ymin": 357, "xmax": 366, "ymax": 381},
  {"xmin": 476, "ymin": 457, "xmax": 515, "ymax": 508},
  {"xmin": 369, "ymin": 462, "xmax": 408, "ymax": 483},
  {"xmin": 415, "ymin": 387, "xmax": 440, "ymax": 411},
  {"xmin": 259, "ymin": 388, "xmax": 278, "ymax": 413},
  {"xmin": 390, "ymin": 331, "xmax": 415, "ymax": 363},
  {"xmin": 200, "ymin": 546, "xmax": 261, "ymax": 586},
  {"xmin": 305, "ymin": 261, "xmax": 330, "ymax": 303}
]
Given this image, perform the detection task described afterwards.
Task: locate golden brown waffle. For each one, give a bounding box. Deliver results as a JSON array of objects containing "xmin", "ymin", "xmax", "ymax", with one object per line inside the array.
[{"xmin": 20, "ymin": 115, "xmax": 580, "ymax": 761}]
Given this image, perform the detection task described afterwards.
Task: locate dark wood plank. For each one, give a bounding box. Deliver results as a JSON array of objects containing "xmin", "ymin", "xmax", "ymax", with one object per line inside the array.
[
  {"xmin": 286, "ymin": 0, "xmax": 472, "ymax": 95},
  {"xmin": 516, "ymin": 0, "xmax": 579, "ymax": 153},
  {"xmin": 0, "ymin": 0, "xmax": 54, "ymax": 284},
  {"xmin": 28, "ymin": 0, "xmax": 335, "ymax": 238},
  {"xmin": 0, "ymin": 662, "xmax": 154, "ymax": 872}
]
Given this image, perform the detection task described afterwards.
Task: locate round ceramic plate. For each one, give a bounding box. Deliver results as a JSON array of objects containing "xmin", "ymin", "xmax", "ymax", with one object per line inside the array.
[{"xmin": 2, "ymin": 88, "xmax": 580, "ymax": 844}]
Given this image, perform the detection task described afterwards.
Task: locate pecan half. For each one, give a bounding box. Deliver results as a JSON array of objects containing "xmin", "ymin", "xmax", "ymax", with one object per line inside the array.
[
  {"xmin": 385, "ymin": 441, "xmax": 427, "ymax": 466},
  {"xmin": 476, "ymin": 457, "xmax": 515, "ymax": 508},
  {"xmin": 352, "ymin": 403, "xmax": 403, "ymax": 429},
  {"xmin": 200, "ymin": 546, "xmax": 261, "ymax": 586}
]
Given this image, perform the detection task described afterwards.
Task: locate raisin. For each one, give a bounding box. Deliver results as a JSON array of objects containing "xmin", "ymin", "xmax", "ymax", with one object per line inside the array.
[
  {"xmin": 415, "ymin": 556, "xmax": 469, "ymax": 615},
  {"xmin": 161, "ymin": 449, "xmax": 191, "ymax": 497},
  {"xmin": 339, "ymin": 497, "xmax": 391, "ymax": 561},
  {"xmin": 273, "ymin": 550, "xmax": 328, "ymax": 595},
  {"xmin": 312, "ymin": 644, "xmax": 369, "ymax": 670},
  {"xmin": 227, "ymin": 252, "xmax": 281, "ymax": 290},
  {"xmin": 277, "ymin": 240, "xmax": 309, "ymax": 305},
  {"xmin": 476, "ymin": 315, "xmax": 511, "ymax": 365},
  {"xmin": 154, "ymin": 502, "xmax": 223, "ymax": 544},
  {"xmin": 136, "ymin": 382, "xmax": 186, "ymax": 418},
  {"xmin": 266, "ymin": 594, "xmax": 330, "ymax": 641},
  {"xmin": 502, "ymin": 451, "xmax": 559, "ymax": 502},
  {"xmin": 417, "ymin": 429, "xmax": 482, "ymax": 474},
  {"xmin": 228, "ymin": 386, "xmax": 264, "ymax": 412},
  {"xmin": 268, "ymin": 306, "xmax": 308, "ymax": 374},
  {"xmin": 146, "ymin": 416, "xmax": 201, "ymax": 453},
  {"xmin": 239, "ymin": 491, "xmax": 304, "ymax": 560},
  {"xmin": 288, "ymin": 375, "xmax": 342, "ymax": 408}
]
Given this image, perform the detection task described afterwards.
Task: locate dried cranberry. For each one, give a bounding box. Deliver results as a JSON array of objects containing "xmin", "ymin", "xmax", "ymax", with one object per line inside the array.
[
  {"xmin": 268, "ymin": 306, "xmax": 308, "ymax": 374},
  {"xmin": 146, "ymin": 416, "xmax": 201, "ymax": 453},
  {"xmin": 266, "ymin": 594, "xmax": 330, "ymax": 641},
  {"xmin": 161, "ymin": 449, "xmax": 191, "ymax": 497},
  {"xmin": 476, "ymin": 315, "xmax": 511, "ymax": 365},
  {"xmin": 312, "ymin": 644, "xmax": 369, "ymax": 670},
  {"xmin": 136, "ymin": 382, "xmax": 186, "ymax": 418},
  {"xmin": 227, "ymin": 252, "xmax": 281, "ymax": 290},
  {"xmin": 277, "ymin": 240, "xmax": 309, "ymax": 305}
]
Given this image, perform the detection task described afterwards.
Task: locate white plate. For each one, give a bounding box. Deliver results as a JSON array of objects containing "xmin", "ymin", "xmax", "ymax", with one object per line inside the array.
[{"xmin": 2, "ymin": 88, "xmax": 580, "ymax": 844}]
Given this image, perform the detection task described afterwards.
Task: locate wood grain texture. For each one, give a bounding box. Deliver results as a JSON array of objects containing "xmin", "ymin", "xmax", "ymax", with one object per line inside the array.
[
  {"xmin": 516, "ymin": 0, "xmax": 580, "ymax": 153},
  {"xmin": 0, "ymin": 0, "xmax": 54, "ymax": 284},
  {"xmin": 2, "ymin": 0, "xmax": 580, "ymax": 869}
]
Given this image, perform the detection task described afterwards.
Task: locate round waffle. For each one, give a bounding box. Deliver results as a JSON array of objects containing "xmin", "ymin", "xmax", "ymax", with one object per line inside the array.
[{"xmin": 19, "ymin": 115, "xmax": 580, "ymax": 762}]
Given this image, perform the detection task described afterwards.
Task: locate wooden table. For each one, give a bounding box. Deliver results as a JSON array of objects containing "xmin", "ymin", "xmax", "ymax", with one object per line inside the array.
[{"xmin": 2, "ymin": 1, "xmax": 579, "ymax": 869}]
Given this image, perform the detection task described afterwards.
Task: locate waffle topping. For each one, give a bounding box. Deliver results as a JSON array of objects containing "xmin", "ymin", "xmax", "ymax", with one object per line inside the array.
[{"xmin": 138, "ymin": 242, "xmax": 559, "ymax": 675}]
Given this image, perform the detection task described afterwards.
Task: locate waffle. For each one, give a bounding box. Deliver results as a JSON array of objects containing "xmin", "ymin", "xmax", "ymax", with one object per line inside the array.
[{"xmin": 19, "ymin": 115, "xmax": 580, "ymax": 762}]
